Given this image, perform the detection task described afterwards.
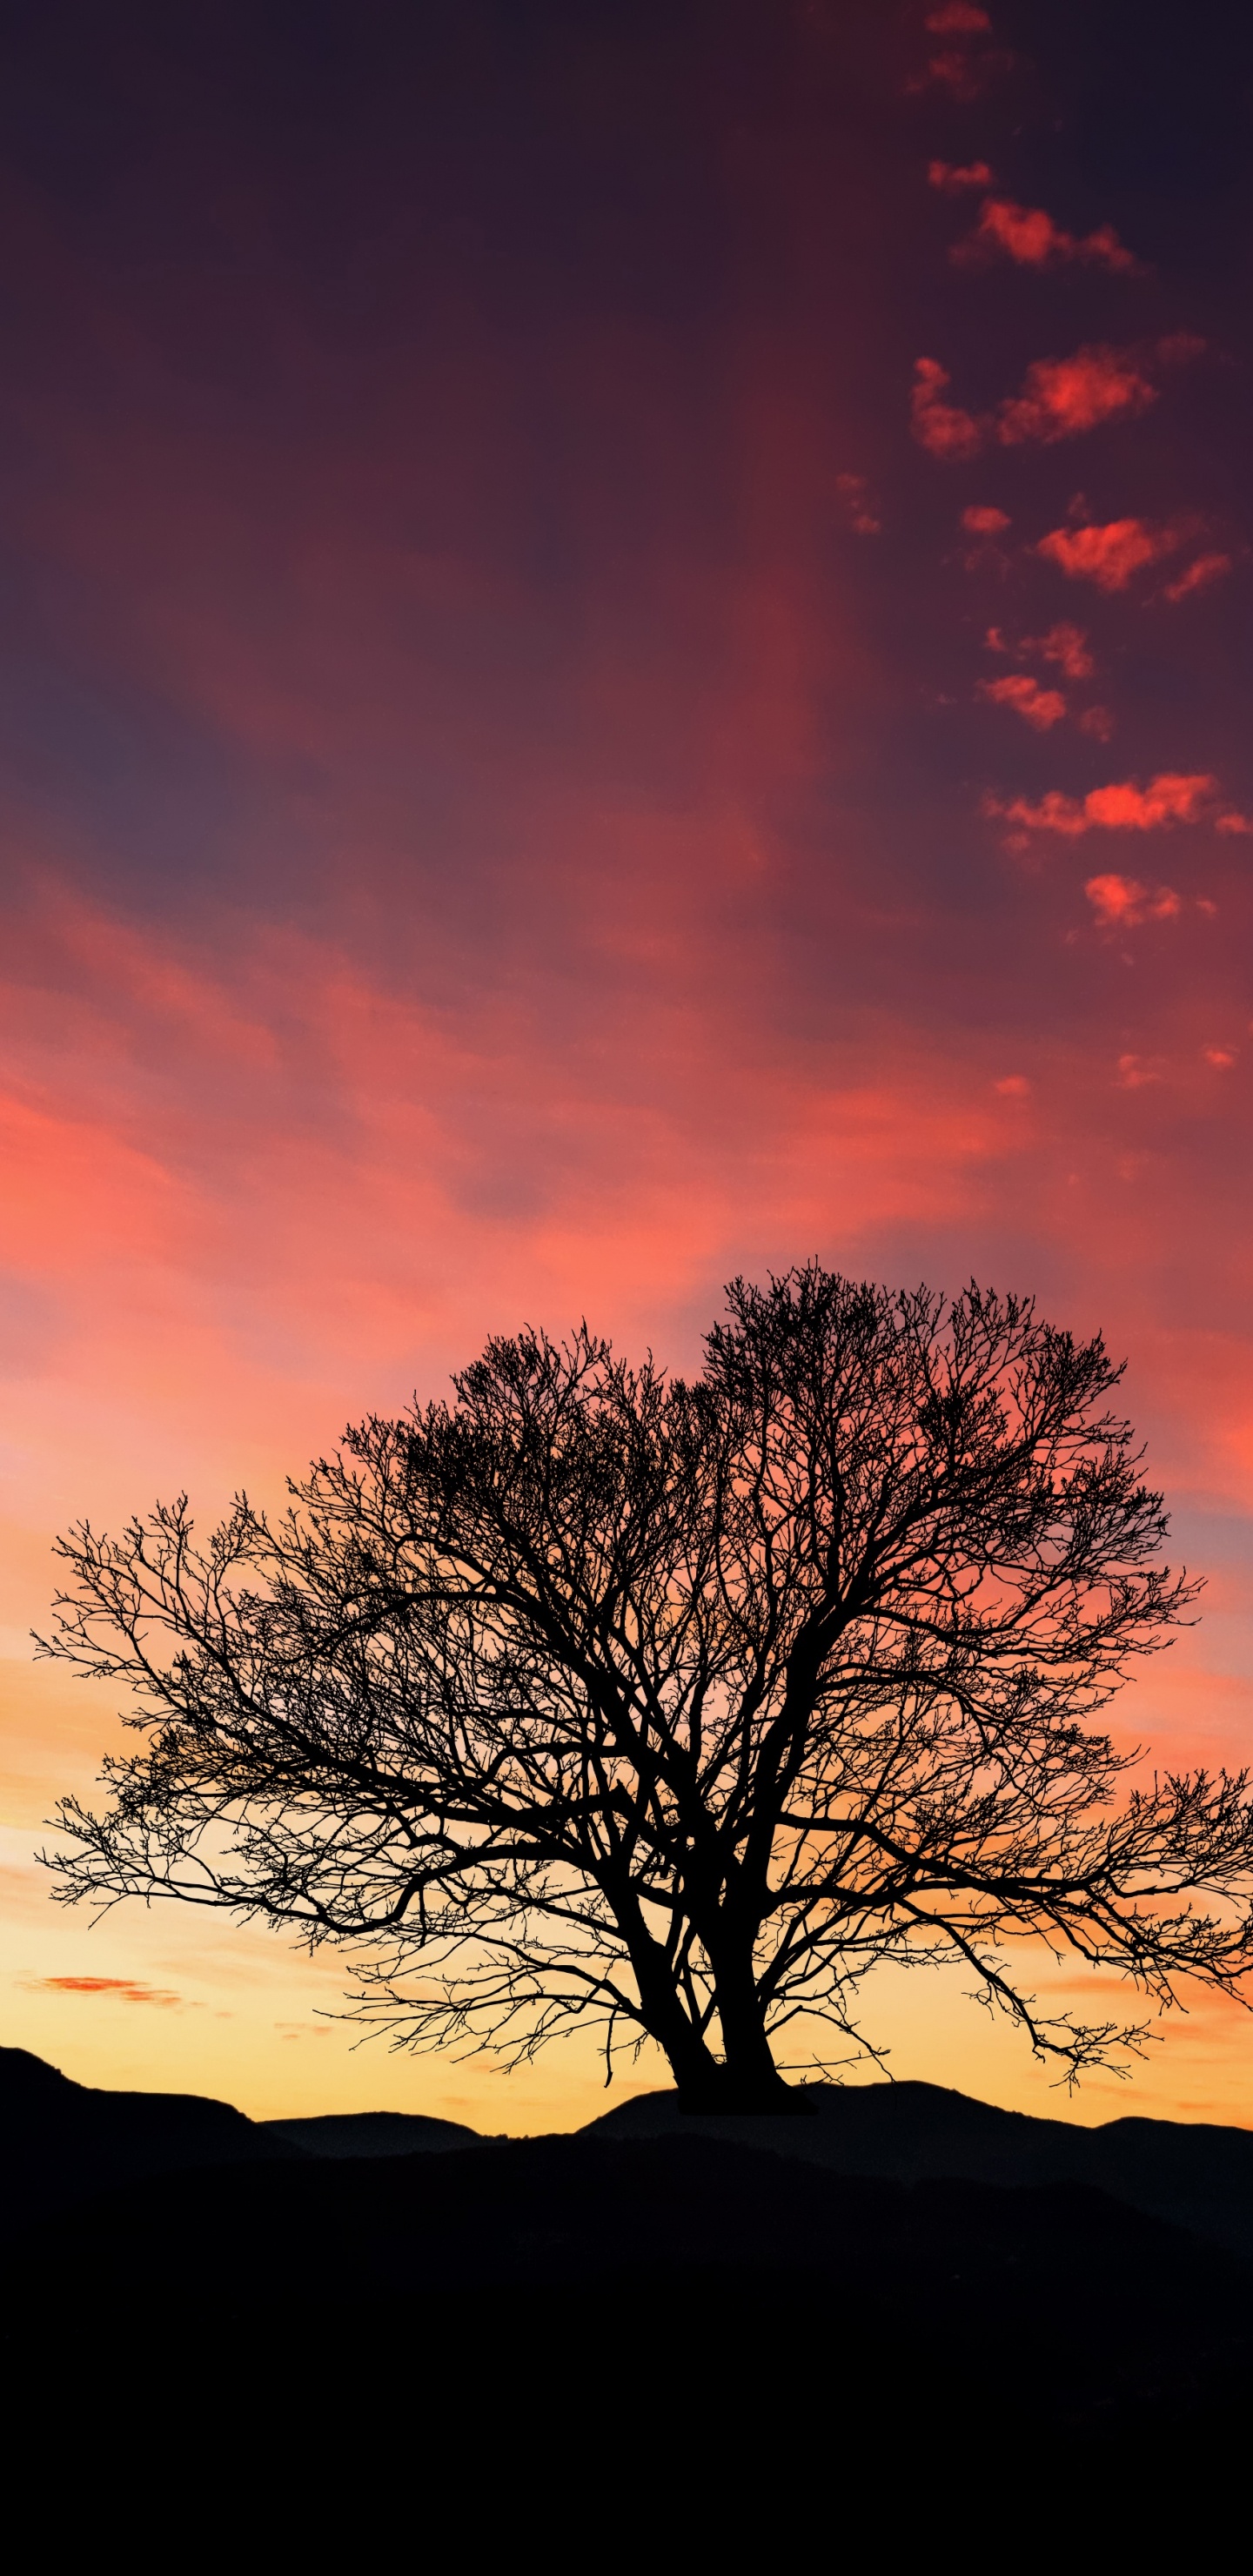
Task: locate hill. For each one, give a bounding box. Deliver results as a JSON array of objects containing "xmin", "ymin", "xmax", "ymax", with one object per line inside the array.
[
  {"xmin": 585, "ymin": 2079, "xmax": 1253, "ymax": 2255},
  {"xmin": 4, "ymin": 2047, "xmax": 1251, "ymax": 2521}
]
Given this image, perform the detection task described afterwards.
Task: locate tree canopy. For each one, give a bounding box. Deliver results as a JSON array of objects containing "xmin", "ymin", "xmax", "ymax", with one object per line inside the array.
[{"xmin": 41, "ymin": 1267, "xmax": 1253, "ymax": 2108}]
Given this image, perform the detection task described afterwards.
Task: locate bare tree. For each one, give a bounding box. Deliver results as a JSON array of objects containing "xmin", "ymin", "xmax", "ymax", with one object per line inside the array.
[{"xmin": 40, "ymin": 1269, "xmax": 1253, "ymax": 2109}]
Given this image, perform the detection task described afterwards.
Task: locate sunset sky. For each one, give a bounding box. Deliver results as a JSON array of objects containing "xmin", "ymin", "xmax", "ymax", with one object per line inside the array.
[{"xmin": 3, "ymin": 0, "xmax": 1252, "ymax": 2131}]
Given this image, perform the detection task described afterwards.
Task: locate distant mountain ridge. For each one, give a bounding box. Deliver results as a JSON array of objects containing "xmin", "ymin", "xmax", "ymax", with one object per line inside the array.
[
  {"xmin": 585, "ymin": 2082, "xmax": 1253, "ymax": 2257},
  {"xmin": 4, "ymin": 2044, "xmax": 1253, "ymax": 2255},
  {"xmin": 6, "ymin": 2045, "xmax": 1253, "ymax": 2457},
  {"xmin": 0, "ymin": 2046, "xmax": 480, "ymax": 2224}
]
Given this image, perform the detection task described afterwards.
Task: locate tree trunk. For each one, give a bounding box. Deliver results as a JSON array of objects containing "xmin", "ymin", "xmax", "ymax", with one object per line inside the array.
[{"xmin": 678, "ymin": 1948, "xmax": 808, "ymax": 2114}]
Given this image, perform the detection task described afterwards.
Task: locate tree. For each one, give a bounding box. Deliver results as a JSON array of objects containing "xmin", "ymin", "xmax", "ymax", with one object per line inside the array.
[{"xmin": 40, "ymin": 1268, "xmax": 1253, "ymax": 2110}]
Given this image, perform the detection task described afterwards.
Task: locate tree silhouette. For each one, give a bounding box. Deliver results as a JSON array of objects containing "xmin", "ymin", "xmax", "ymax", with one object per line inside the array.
[{"xmin": 41, "ymin": 1269, "xmax": 1253, "ymax": 2109}]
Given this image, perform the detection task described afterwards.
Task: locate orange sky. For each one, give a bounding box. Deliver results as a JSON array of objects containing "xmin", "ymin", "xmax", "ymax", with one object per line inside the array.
[{"xmin": 3, "ymin": 0, "xmax": 1252, "ymax": 2130}]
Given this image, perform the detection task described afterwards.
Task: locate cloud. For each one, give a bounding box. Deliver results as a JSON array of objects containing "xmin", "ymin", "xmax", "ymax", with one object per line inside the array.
[
  {"xmin": 834, "ymin": 472, "xmax": 881, "ymax": 534},
  {"xmin": 928, "ymin": 160, "xmax": 995, "ymax": 193},
  {"xmin": 1084, "ymin": 874, "xmax": 1182, "ymax": 927},
  {"xmin": 994, "ymin": 1074, "xmax": 1030, "ymax": 1096},
  {"xmin": 997, "ymin": 347, "xmax": 1156, "ymax": 446},
  {"xmin": 977, "ymin": 674, "xmax": 1066, "ymax": 730},
  {"xmin": 912, "ymin": 358, "xmax": 981, "ymax": 460},
  {"xmin": 956, "ymin": 198, "xmax": 1139, "ymax": 273},
  {"xmin": 962, "ymin": 504, "xmax": 1010, "ymax": 533},
  {"xmin": 1204, "ymin": 1046, "xmax": 1237, "ymax": 1069},
  {"xmin": 920, "ymin": 346, "xmax": 1169, "ymax": 462},
  {"xmin": 30, "ymin": 1976, "xmax": 184, "ymax": 2006},
  {"xmin": 926, "ymin": 3, "xmax": 991, "ymax": 25},
  {"xmin": 1216, "ymin": 809, "xmax": 1253, "ymax": 835},
  {"xmin": 987, "ymin": 772, "xmax": 1217, "ymax": 837},
  {"xmin": 1079, "ymin": 705, "xmax": 1115, "ymax": 741},
  {"xmin": 1163, "ymin": 552, "xmax": 1232, "ymax": 602},
  {"xmin": 1116, "ymin": 1054, "xmax": 1163, "ymax": 1088},
  {"xmin": 1037, "ymin": 517, "xmax": 1181, "ymax": 590},
  {"xmin": 1029, "ymin": 622, "xmax": 1094, "ymax": 680},
  {"xmin": 1083, "ymin": 775, "xmax": 1215, "ymax": 830}
]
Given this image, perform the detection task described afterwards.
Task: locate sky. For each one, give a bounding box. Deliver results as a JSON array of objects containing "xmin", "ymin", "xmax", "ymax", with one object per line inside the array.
[{"xmin": 3, "ymin": 0, "xmax": 1253, "ymax": 2130}]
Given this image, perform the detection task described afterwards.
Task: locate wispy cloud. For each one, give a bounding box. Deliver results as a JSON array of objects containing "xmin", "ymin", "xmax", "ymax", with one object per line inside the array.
[
  {"xmin": 917, "ymin": 345, "xmax": 1176, "ymax": 460},
  {"xmin": 1037, "ymin": 516, "xmax": 1183, "ymax": 590},
  {"xmin": 29, "ymin": 1975, "xmax": 184, "ymax": 2007},
  {"xmin": 988, "ymin": 621, "xmax": 1095, "ymax": 680},
  {"xmin": 988, "ymin": 772, "xmax": 1218, "ymax": 837},
  {"xmin": 912, "ymin": 358, "xmax": 982, "ymax": 460},
  {"xmin": 925, "ymin": 2, "xmax": 991, "ymax": 26},
  {"xmin": 1084, "ymin": 874, "xmax": 1182, "ymax": 927},
  {"xmin": 977, "ymin": 673, "xmax": 1067, "ymax": 730},
  {"xmin": 955, "ymin": 198, "xmax": 1139, "ymax": 273},
  {"xmin": 1029, "ymin": 622, "xmax": 1095, "ymax": 680},
  {"xmin": 997, "ymin": 347, "xmax": 1157, "ymax": 446},
  {"xmin": 834, "ymin": 472, "xmax": 881, "ymax": 534},
  {"xmin": 928, "ymin": 160, "xmax": 995, "ymax": 193},
  {"xmin": 1163, "ymin": 551, "xmax": 1232, "ymax": 602}
]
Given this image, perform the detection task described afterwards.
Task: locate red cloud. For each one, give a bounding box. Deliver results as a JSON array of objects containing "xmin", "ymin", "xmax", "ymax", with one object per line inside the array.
[
  {"xmin": 33, "ymin": 1975, "xmax": 183, "ymax": 2006},
  {"xmin": 962, "ymin": 504, "xmax": 1009, "ymax": 533},
  {"xmin": 1163, "ymin": 551, "xmax": 1232, "ymax": 602},
  {"xmin": 958, "ymin": 199, "xmax": 1139, "ymax": 272},
  {"xmin": 987, "ymin": 773, "xmax": 1217, "ymax": 837},
  {"xmin": 1084, "ymin": 874, "xmax": 1182, "ymax": 927},
  {"xmin": 997, "ymin": 347, "xmax": 1156, "ymax": 446},
  {"xmin": 977, "ymin": 674, "xmax": 1066, "ymax": 730},
  {"xmin": 1030, "ymin": 622, "xmax": 1094, "ymax": 680},
  {"xmin": 928, "ymin": 160, "xmax": 995, "ymax": 193},
  {"xmin": 911, "ymin": 358, "xmax": 981, "ymax": 460},
  {"xmin": 1084, "ymin": 775, "xmax": 1213, "ymax": 829},
  {"xmin": 926, "ymin": 3, "xmax": 991, "ymax": 24},
  {"xmin": 919, "ymin": 346, "xmax": 1169, "ymax": 462},
  {"xmin": 1037, "ymin": 517, "xmax": 1181, "ymax": 591}
]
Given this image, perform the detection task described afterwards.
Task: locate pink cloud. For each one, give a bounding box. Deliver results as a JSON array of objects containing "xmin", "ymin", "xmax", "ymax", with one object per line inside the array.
[
  {"xmin": 1163, "ymin": 552, "xmax": 1232, "ymax": 602},
  {"xmin": 1204, "ymin": 1046, "xmax": 1237, "ymax": 1069},
  {"xmin": 957, "ymin": 198, "xmax": 1139, "ymax": 272},
  {"xmin": 1116, "ymin": 1054, "xmax": 1163, "ymax": 1089},
  {"xmin": 911, "ymin": 358, "xmax": 981, "ymax": 460},
  {"xmin": 977, "ymin": 673, "xmax": 1066, "ymax": 730},
  {"xmin": 988, "ymin": 773, "xmax": 1217, "ymax": 837},
  {"xmin": 997, "ymin": 347, "xmax": 1156, "ymax": 446},
  {"xmin": 1084, "ymin": 874, "xmax": 1182, "ymax": 928},
  {"xmin": 32, "ymin": 1976, "xmax": 184, "ymax": 2007},
  {"xmin": 1216, "ymin": 810, "xmax": 1253, "ymax": 835},
  {"xmin": 1037, "ymin": 517, "xmax": 1181, "ymax": 591},
  {"xmin": 962, "ymin": 504, "xmax": 1010, "ymax": 533},
  {"xmin": 928, "ymin": 160, "xmax": 995, "ymax": 193},
  {"xmin": 1079, "ymin": 705, "xmax": 1115, "ymax": 741}
]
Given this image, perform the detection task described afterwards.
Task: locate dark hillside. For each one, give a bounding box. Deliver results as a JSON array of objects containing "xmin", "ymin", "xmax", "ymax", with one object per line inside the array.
[
  {"xmin": 6, "ymin": 2051, "xmax": 1252, "ymax": 2526},
  {"xmin": 586, "ymin": 2081, "xmax": 1253, "ymax": 2255},
  {"xmin": 4, "ymin": 2129, "xmax": 1250, "ymax": 2455},
  {"xmin": 261, "ymin": 2109, "xmax": 482, "ymax": 2158},
  {"xmin": 0, "ymin": 2043, "xmax": 290, "ymax": 2219}
]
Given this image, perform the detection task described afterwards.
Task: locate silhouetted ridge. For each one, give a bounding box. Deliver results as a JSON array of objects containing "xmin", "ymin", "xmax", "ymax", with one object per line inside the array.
[
  {"xmin": 262, "ymin": 2109, "xmax": 481, "ymax": 2158},
  {"xmin": 582, "ymin": 2081, "xmax": 1253, "ymax": 2255},
  {"xmin": 0, "ymin": 2042, "xmax": 291, "ymax": 2219}
]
